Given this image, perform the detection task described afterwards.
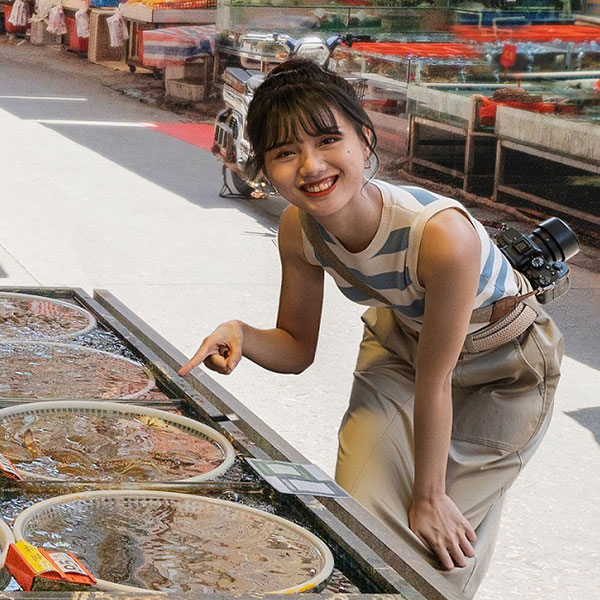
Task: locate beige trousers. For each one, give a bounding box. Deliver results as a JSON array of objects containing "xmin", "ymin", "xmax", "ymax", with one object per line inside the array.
[{"xmin": 335, "ymin": 306, "xmax": 563, "ymax": 598}]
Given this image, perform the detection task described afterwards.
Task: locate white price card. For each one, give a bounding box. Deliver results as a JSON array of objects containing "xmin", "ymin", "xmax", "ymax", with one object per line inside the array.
[
  {"xmin": 245, "ymin": 458, "xmax": 350, "ymax": 498},
  {"xmin": 47, "ymin": 552, "xmax": 88, "ymax": 576}
]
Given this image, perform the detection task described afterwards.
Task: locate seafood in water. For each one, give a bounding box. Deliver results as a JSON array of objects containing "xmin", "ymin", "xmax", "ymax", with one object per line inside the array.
[
  {"xmin": 0, "ymin": 412, "xmax": 225, "ymax": 481},
  {"xmin": 0, "ymin": 342, "xmax": 154, "ymax": 399},
  {"xmin": 138, "ymin": 416, "xmax": 170, "ymax": 430},
  {"xmin": 0, "ymin": 294, "xmax": 93, "ymax": 340},
  {"xmin": 22, "ymin": 496, "xmax": 328, "ymax": 594},
  {"xmin": 23, "ymin": 429, "xmax": 42, "ymax": 458}
]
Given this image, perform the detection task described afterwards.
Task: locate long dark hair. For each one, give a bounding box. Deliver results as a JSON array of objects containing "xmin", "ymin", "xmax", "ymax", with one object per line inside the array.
[{"xmin": 246, "ymin": 58, "xmax": 378, "ymax": 180}]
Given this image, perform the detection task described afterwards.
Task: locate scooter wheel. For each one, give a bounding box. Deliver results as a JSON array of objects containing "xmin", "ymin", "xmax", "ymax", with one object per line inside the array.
[{"xmin": 230, "ymin": 171, "xmax": 253, "ymax": 197}]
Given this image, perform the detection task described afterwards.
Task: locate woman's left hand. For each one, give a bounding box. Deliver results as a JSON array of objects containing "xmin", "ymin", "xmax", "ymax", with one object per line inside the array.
[{"xmin": 409, "ymin": 494, "xmax": 477, "ymax": 571}]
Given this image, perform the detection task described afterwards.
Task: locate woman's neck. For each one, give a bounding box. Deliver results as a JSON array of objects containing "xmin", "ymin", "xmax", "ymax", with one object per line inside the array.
[{"xmin": 316, "ymin": 181, "xmax": 383, "ymax": 254}]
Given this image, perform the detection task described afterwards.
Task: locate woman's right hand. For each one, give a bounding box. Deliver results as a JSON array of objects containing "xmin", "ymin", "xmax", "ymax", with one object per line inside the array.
[{"xmin": 178, "ymin": 320, "xmax": 243, "ymax": 376}]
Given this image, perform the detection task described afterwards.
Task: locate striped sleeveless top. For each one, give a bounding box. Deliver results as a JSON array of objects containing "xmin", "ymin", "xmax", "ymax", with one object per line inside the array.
[{"xmin": 300, "ymin": 180, "xmax": 521, "ymax": 332}]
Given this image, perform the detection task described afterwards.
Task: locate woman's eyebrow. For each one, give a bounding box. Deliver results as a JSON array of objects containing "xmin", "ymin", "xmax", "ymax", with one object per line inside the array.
[
  {"xmin": 267, "ymin": 139, "xmax": 294, "ymax": 151},
  {"xmin": 266, "ymin": 124, "xmax": 343, "ymax": 152},
  {"xmin": 320, "ymin": 126, "xmax": 343, "ymax": 135}
]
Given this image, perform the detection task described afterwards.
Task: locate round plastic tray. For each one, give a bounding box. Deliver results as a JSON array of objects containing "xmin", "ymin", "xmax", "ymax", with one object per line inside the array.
[
  {"xmin": 0, "ymin": 518, "xmax": 14, "ymax": 589},
  {"xmin": 0, "ymin": 400, "xmax": 235, "ymax": 482},
  {"xmin": 0, "ymin": 292, "xmax": 96, "ymax": 341},
  {"xmin": 0, "ymin": 518, "xmax": 13, "ymax": 569},
  {"xmin": 0, "ymin": 340, "xmax": 155, "ymax": 399},
  {"xmin": 14, "ymin": 490, "xmax": 334, "ymax": 595}
]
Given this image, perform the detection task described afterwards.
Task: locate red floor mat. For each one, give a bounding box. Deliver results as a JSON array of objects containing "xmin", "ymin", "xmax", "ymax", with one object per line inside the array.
[{"xmin": 150, "ymin": 122, "xmax": 214, "ymax": 151}]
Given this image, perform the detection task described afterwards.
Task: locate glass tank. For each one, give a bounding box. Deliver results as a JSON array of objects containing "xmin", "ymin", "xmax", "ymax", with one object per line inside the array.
[{"xmin": 217, "ymin": 1, "xmax": 461, "ymax": 37}]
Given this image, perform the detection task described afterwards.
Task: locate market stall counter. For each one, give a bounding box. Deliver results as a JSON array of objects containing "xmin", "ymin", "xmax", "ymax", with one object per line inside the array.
[
  {"xmin": 140, "ymin": 24, "xmax": 216, "ymax": 100},
  {"xmin": 493, "ymin": 105, "xmax": 600, "ymax": 228},
  {"xmin": 332, "ymin": 40, "xmax": 486, "ymax": 160},
  {"xmin": 0, "ymin": 286, "xmax": 468, "ymax": 600},
  {"xmin": 120, "ymin": 0, "xmax": 216, "ymax": 72},
  {"xmin": 405, "ymin": 72, "xmax": 600, "ymax": 201},
  {"xmin": 406, "ymin": 84, "xmax": 494, "ymax": 194}
]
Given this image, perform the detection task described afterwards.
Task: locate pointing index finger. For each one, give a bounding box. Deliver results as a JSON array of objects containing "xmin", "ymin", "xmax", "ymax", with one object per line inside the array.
[{"xmin": 178, "ymin": 340, "xmax": 219, "ymax": 376}]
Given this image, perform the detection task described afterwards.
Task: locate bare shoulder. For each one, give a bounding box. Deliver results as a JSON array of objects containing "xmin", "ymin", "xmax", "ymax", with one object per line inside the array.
[
  {"xmin": 419, "ymin": 208, "xmax": 481, "ymax": 285},
  {"xmin": 279, "ymin": 205, "xmax": 301, "ymax": 233},
  {"xmin": 278, "ymin": 206, "xmax": 311, "ymax": 264},
  {"xmin": 422, "ymin": 208, "xmax": 480, "ymax": 262}
]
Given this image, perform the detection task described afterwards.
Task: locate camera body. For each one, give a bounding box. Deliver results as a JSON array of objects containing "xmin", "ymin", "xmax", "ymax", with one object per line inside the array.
[{"xmin": 495, "ymin": 217, "xmax": 580, "ymax": 304}]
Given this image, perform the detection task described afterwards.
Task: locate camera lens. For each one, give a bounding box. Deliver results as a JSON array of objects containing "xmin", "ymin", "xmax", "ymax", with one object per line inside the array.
[{"xmin": 529, "ymin": 217, "xmax": 580, "ymax": 263}]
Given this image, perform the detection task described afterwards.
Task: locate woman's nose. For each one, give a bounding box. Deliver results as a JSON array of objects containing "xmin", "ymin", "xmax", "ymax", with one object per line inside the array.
[{"xmin": 299, "ymin": 150, "xmax": 326, "ymax": 177}]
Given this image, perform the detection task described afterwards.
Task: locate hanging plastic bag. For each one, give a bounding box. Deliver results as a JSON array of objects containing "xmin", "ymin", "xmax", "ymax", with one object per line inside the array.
[
  {"xmin": 106, "ymin": 8, "xmax": 129, "ymax": 48},
  {"xmin": 47, "ymin": 2, "xmax": 67, "ymax": 36},
  {"xmin": 75, "ymin": 7, "xmax": 89, "ymax": 39},
  {"xmin": 8, "ymin": 0, "xmax": 29, "ymax": 27},
  {"xmin": 33, "ymin": 0, "xmax": 55, "ymax": 22}
]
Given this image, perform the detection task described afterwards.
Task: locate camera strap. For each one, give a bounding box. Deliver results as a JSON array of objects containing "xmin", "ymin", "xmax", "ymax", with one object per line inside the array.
[
  {"xmin": 470, "ymin": 289, "xmax": 537, "ymax": 323},
  {"xmin": 299, "ymin": 211, "xmax": 537, "ymax": 325}
]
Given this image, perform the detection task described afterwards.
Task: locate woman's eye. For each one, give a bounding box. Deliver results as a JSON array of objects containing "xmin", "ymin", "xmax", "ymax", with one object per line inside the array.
[
  {"xmin": 275, "ymin": 150, "xmax": 294, "ymax": 159},
  {"xmin": 321, "ymin": 137, "xmax": 339, "ymax": 146}
]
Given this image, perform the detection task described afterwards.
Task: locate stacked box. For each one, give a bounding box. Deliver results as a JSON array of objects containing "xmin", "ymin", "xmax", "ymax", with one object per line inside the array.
[
  {"xmin": 87, "ymin": 9, "xmax": 125, "ymax": 64},
  {"xmin": 164, "ymin": 61, "xmax": 207, "ymax": 80},
  {"xmin": 29, "ymin": 21, "xmax": 62, "ymax": 45},
  {"xmin": 165, "ymin": 78, "xmax": 206, "ymax": 102}
]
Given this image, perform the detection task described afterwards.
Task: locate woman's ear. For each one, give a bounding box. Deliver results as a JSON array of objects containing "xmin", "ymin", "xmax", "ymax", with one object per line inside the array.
[{"xmin": 361, "ymin": 126, "xmax": 374, "ymax": 158}]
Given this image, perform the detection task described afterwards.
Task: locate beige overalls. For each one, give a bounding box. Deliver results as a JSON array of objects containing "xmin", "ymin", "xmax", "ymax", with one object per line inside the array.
[{"xmin": 336, "ymin": 305, "xmax": 563, "ymax": 597}]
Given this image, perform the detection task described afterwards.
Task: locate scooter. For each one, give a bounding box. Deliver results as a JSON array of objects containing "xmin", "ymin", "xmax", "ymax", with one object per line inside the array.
[{"xmin": 213, "ymin": 33, "xmax": 368, "ymax": 199}]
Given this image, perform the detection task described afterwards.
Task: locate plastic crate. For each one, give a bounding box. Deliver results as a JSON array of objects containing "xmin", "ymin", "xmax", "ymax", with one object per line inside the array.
[
  {"xmin": 3, "ymin": 4, "xmax": 27, "ymax": 34},
  {"xmin": 151, "ymin": 0, "xmax": 216, "ymax": 8},
  {"xmin": 65, "ymin": 16, "xmax": 89, "ymax": 53},
  {"xmin": 88, "ymin": 0, "xmax": 121, "ymax": 7}
]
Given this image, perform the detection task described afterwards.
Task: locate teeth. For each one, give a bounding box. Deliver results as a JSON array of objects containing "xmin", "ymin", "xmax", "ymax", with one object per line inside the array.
[{"xmin": 304, "ymin": 177, "xmax": 335, "ymax": 193}]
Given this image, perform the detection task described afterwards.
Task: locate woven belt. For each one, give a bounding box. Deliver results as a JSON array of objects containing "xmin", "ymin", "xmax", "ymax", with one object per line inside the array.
[{"xmin": 463, "ymin": 299, "xmax": 539, "ymax": 354}]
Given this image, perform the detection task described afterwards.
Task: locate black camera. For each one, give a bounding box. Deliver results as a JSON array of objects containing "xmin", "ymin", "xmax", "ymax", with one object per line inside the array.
[{"xmin": 495, "ymin": 217, "xmax": 580, "ymax": 304}]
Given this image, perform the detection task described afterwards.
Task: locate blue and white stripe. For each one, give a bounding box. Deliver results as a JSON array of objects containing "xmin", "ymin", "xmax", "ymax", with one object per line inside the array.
[{"xmin": 300, "ymin": 180, "xmax": 519, "ymax": 331}]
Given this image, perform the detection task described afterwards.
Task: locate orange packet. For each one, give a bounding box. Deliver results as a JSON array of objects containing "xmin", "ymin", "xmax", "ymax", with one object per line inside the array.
[{"xmin": 5, "ymin": 541, "xmax": 97, "ymax": 591}]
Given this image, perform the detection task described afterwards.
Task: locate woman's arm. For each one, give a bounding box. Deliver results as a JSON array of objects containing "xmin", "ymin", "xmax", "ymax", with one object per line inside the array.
[
  {"xmin": 178, "ymin": 206, "xmax": 324, "ymax": 376},
  {"xmin": 409, "ymin": 208, "xmax": 481, "ymax": 570}
]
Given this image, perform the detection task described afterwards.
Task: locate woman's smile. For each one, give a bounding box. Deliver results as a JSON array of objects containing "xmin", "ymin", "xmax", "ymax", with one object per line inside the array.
[{"xmin": 300, "ymin": 175, "xmax": 339, "ymax": 197}]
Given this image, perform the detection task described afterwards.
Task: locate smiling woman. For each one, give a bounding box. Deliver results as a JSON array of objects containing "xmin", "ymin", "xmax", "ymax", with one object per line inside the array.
[
  {"xmin": 261, "ymin": 111, "xmax": 372, "ymax": 221},
  {"xmin": 178, "ymin": 58, "xmax": 564, "ymax": 599}
]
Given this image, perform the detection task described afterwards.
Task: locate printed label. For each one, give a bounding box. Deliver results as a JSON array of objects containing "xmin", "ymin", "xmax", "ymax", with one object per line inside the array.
[
  {"xmin": 14, "ymin": 541, "xmax": 56, "ymax": 575},
  {"xmin": 47, "ymin": 552, "xmax": 89, "ymax": 577}
]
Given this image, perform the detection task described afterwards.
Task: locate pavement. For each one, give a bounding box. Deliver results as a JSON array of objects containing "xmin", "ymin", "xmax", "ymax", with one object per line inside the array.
[{"xmin": 0, "ymin": 40, "xmax": 599, "ymax": 600}]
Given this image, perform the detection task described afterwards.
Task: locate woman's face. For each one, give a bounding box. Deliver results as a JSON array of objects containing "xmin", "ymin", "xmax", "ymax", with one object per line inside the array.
[{"xmin": 263, "ymin": 109, "xmax": 368, "ymax": 218}]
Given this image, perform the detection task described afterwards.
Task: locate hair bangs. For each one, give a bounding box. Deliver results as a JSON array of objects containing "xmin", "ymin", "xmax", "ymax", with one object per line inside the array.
[{"xmin": 263, "ymin": 93, "xmax": 340, "ymax": 152}]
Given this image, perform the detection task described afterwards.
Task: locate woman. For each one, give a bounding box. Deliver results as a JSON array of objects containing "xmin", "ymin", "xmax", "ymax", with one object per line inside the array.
[{"xmin": 179, "ymin": 58, "xmax": 562, "ymax": 597}]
